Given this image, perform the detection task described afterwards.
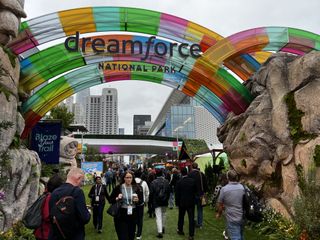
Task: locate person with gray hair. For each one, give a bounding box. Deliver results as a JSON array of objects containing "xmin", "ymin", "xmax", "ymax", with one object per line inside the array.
[
  {"xmin": 49, "ymin": 168, "xmax": 91, "ymax": 240},
  {"xmin": 216, "ymin": 169, "xmax": 245, "ymax": 240}
]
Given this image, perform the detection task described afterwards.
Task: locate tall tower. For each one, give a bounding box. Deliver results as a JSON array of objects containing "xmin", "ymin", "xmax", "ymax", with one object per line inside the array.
[
  {"xmin": 75, "ymin": 89, "xmax": 90, "ymax": 125},
  {"xmin": 85, "ymin": 88, "xmax": 118, "ymax": 134},
  {"xmin": 101, "ymin": 88, "xmax": 118, "ymax": 134}
]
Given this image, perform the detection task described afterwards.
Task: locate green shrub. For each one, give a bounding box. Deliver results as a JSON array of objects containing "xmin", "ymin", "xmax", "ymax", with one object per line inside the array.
[
  {"xmin": 293, "ymin": 167, "xmax": 320, "ymax": 239},
  {"xmin": 284, "ymin": 92, "xmax": 316, "ymax": 144},
  {"xmin": 0, "ymin": 221, "xmax": 35, "ymax": 240},
  {"xmin": 248, "ymin": 208, "xmax": 298, "ymax": 240},
  {"xmin": 313, "ymin": 145, "xmax": 320, "ymax": 167}
]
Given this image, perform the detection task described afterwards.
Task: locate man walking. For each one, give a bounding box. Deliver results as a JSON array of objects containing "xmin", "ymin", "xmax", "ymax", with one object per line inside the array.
[
  {"xmin": 149, "ymin": 169, "xmax": 171, "ymax": 238},
  {"xmin": 216, "ymin": 170, "xmax": 245, "ymax": 240},
  {"xmin": 49, "ymin": 168, "xmax": 91, "ymax": 240},
  {"xmin": 188, "ymin": 162, "xmax": 208, "ymax": 229},
  {"xmin": 175, "ymin": 167, "xmax": 196, "ymax": 240}
]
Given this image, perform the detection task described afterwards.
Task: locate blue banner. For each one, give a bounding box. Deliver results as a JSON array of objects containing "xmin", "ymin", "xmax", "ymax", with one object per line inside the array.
[{"xmin": 30, "ymin": 121, "xmax": 61, "ymax": 164}]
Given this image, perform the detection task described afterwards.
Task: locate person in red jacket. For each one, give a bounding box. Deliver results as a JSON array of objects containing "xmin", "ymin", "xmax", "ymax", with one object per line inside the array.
[{"xmin": 34, "ymin": 174, "xmax": 63, "ymax": 240}]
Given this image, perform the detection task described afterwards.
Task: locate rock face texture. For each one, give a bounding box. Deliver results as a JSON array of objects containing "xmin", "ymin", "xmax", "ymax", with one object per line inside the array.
[
  {"xmin": 0, "ymin": 0, "xmax": 26, "ymax": 45},
  {"xmin": 0, "ymin": 0, "xmax": 41, "ymax": 231},
  {"xmin": 218, "ymin": 52, "xmax": 320, "ymax": 217}
]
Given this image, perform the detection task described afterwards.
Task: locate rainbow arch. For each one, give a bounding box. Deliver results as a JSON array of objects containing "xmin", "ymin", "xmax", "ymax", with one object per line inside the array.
[
  {"xmin": 19, "ymin": 35, "xmax": 253, "ymax": 119},
  {"xmin": 9, "ymin": 7, "xmax": 320, "ymax": 138}
]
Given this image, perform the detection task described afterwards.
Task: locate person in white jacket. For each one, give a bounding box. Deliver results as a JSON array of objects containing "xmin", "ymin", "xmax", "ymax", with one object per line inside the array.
[{"xmin": 135, "ymin": 170, "xmax": 150, "ymax": 240}]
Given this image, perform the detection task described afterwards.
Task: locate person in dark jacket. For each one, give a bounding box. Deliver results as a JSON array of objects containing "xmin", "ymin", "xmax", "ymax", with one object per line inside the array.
[
  {"xmin": 149, "ymin": 169, "xmax": 171, "ymax": 238},
  {"xmin": 109, "ymin": 170, "xmax": 143, "ymax": 240},
  {"xmin": 88, "ymin": 176, "xmax": 110, "ymax": 233},
  {"xmin": 168, "ymin": 168, "xmax": 180, "ymax": 209},
  {"xmin": 49, "ymin": 168, "xmax": 91, "ymax": 240},
  {"xmin": 175, "ymin": 167, "xmax": 197, "ymax": 240},
  {"xmin": 188, "ymin": 162, "xmax": 208, "ymax": 229},
  {"xmin": 34, "ymin": 175, "xmax": 64, "ymax": 240},
  {"xmin": 146, "ymin": 168, "xmax": 156, "ymax": 218}
]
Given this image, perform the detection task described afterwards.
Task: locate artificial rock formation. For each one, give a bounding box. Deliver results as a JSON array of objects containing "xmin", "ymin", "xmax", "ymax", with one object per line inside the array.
[
  {"xmin": 218, "ymin": 51, "xmax": 320, "ymax": 217},
  {"xmin": 0, "ymin": 0, "xmax": 42, "ymax": 231}
]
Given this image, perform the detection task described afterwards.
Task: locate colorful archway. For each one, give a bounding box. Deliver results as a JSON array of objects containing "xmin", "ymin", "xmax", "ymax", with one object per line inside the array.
[{"xmin": 9, "ymin": 7, "xmax": 320, "ymax": 138}]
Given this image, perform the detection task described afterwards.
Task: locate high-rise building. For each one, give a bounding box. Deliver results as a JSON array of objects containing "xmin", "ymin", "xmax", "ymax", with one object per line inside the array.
[
  {"xmin": 85, "ymin": 88, "xmax": 118, "ymax": 134},
  {"xmin": 133, "ymin": 115, "xmax": 151, "ymax": 135},
  {"xmin": 65, "ymin": 96, "xmax": 74, "ymax": 113},
  {"xmin": 76, "ymin": 88, "xmax": 90, "ymax": 106},
  {"xmin": 74, "ymin": 89, "xmax": 90, "ymax": 125}
]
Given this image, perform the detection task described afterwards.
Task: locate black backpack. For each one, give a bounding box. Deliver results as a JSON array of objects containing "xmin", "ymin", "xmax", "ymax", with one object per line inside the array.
[
  {"xmin": 23, "ymin": 193, "xmax": 49, "ymax": 229},
  {"xmin": 157, "ymin": 179, "xmax": 169, "ymax": 203},
  {"xmin": 50, "ymin": 188, "xmax": 77, "ymax": 239},
  {"xmin": 136, "ymin": 180, "xmax": 144, "ymax": 204},
  {"xmin": 242, "ymin": 184, "xmax": 263, "ymax": 222}
]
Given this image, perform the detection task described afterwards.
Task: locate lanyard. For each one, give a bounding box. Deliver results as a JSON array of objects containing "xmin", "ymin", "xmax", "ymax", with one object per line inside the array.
[
  {"xmin": 95, "ymin": 184, "xmax": 102, "ymax": 196},
  {"xmin": 123, "ymin": 185, "xmax": 132, "ymax": 205}
]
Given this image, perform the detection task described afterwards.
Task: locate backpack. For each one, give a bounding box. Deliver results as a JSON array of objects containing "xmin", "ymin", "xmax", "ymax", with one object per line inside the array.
[
  {"xmin": 157, "ymin": 179, "xmax": 168, "ymax": 203},
  {"xmin": 136, "ymin": 180, "xmax": 144, "ymax": 204},
  {"xmin": 242, "ymin": 184, "xmax": 263, "ymax": 222},
  {"xmin": 23, "ymin": 193, "xmax": 48, "ymax": 229},
  {"xmin": 50, "ymin": 188, "xmax": 77, "ymax": 239}
]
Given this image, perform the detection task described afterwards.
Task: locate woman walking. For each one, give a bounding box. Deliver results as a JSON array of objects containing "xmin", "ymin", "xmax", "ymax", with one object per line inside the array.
[
  {"xmin": 110, "ymin": 171, "xmax": 143, "ymax": 240},
  {"xmin": 88, "ymin": 176, "xmax": 110, "ymax": 233}
]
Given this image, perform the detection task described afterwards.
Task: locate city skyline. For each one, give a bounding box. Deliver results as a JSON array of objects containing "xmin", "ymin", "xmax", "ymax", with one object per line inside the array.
[{"xmin": 24, "ymin": 0, "xmax": 320, "ymax": 134}]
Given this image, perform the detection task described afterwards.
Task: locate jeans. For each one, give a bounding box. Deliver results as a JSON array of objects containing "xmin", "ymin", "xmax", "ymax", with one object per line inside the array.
[
  {"xmin": 92, "ymin": 203, "xmax": 105, "ymax": 230},
  {"xmin": 195, "ymin": 197, "xmax": 203, "ymax": 227},
  {"xmin": 226, "ymin": 221, "xmax": 244, "ymax": 240}
]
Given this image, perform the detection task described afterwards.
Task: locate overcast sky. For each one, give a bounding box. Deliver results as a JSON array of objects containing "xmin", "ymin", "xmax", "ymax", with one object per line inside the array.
[{"xmin": 23, "ymin": 0, "xmax": 320, "ymax": 134}]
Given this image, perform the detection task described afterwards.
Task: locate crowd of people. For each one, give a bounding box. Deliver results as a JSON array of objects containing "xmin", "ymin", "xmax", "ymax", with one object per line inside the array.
[{"xmin": 32, "ymin": 163, "xmax": 246, "ymax": 240}]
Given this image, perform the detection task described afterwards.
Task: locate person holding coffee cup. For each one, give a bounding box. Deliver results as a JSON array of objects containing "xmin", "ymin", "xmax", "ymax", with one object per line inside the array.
[{"xmin": 110, "ymin": 170, "xmax": 143, "ymax": 240}]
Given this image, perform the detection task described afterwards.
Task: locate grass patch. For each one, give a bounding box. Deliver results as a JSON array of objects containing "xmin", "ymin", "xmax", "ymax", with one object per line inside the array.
[{"xmin": 82, "ymin": 185, "xmax": 268, "ymax": 240}]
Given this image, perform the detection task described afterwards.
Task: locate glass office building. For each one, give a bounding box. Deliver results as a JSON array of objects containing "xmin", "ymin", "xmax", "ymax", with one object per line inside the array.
[
  {"xmin": 150, "ymin": 90, "xmax": 222, "ymax": 148},
  {"xmin": 166, "ymin": 105, "xmax": 195, "ymax": 139}
]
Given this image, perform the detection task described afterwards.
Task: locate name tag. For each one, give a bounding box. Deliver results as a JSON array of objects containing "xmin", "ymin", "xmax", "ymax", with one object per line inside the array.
[
  {"xmin": 127, "ymin": 206, "xmax": 133, "ymax": 215},
  {"xmin": 95, "ymin": 196, "xmax": 99, "ymax": 202}
]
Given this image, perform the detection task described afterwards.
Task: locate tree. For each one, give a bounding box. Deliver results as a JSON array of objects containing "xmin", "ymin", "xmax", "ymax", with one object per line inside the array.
[{"xmin": 46, "ymin": 105, "xmax": 74, "ymax": 130}]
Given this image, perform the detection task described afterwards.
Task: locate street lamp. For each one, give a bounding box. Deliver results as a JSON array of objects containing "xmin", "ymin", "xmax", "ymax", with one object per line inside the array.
[
  {"xmin": 174, "ymin": 125, "xmax": 184, "ymax": 140},
  {"xmin": 173, "ymin": 126, "xmax": 184, "ymax": 159}
]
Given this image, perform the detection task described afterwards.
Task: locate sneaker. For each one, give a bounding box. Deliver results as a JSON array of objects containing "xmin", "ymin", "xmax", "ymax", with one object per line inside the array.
[
  {"xmin": 97, "ymin": 229, "xmax": 102, "ymax": 233},
  {"xmin": 188, "ymin": 237, "xmax": 194, "ymax": 240},
  {"xmin": 223, "ymin": 230, "xmax": 229, "ymax": 240},
  {"xmin": 176, "ymin": 229, "xmax": 185, "ymax": 235},
  {"xmin": 136, "ymin": 237, "xmax": 142, "ymax": 240},
  {"xmin": 156, "ymin": 233, "xmax": 163, "ymax": 238}
]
